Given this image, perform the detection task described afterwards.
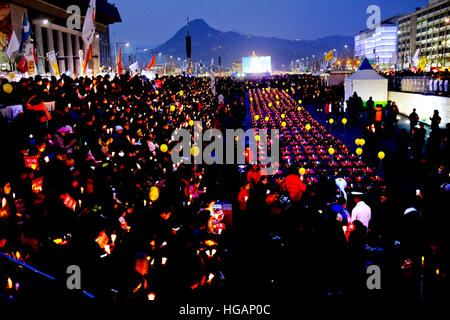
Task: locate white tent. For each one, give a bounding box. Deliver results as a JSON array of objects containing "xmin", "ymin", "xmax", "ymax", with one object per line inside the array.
[{"xmin": 344, "ymin": 58, "xmax": 388, "ymax": 102}]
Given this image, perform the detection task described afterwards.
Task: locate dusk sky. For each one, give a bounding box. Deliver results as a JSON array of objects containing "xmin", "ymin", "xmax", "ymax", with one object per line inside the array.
[{"xmin": 109, "ymin": 0, "xmax": 427, "ymax": 48}]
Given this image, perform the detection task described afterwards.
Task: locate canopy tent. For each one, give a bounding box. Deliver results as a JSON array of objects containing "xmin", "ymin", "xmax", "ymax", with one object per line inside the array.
[{"xmin": 344, "ymin": 58, "xmax": 388, "ymax": 103}]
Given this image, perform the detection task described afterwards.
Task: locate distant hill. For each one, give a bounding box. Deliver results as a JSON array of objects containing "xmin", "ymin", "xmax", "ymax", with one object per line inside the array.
[{"xmin": 152, "ymin": 19, "xmax": 354, "ymax": 69}]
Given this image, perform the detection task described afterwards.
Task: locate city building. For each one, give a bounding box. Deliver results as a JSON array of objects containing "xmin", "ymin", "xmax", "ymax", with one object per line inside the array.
[
  {"xmin": 354, "ymin": 16, "xmax": 399, "ymax": 69},
  {"xmin": 397, "ymin": 0, "xmax": 450, "ymax": 69},
  {"xmin": 1, "ymin": 0, "xmax": 121, "ymax": 76}
]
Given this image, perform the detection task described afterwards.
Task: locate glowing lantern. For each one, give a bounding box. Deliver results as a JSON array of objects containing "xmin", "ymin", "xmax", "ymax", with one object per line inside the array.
[
  {"xmin": 254, "ymin": 115, "xmax": 259, "ymax": 120},
  {"xmin": 328, "ymin": 147, "xmax": 335, "ymax": 155},
  {"xmin": 305, "ymin": 124, "xmax": 311, "ymax": 131},
  {"xmin": 329, "ymin": 118, "xmax": 334, "ymax": 124},
  {"xmin": 3, "ymin": 83, "xmax": 13, "ymax": 94},
  {"xmin": 189, "ymin": 120, "xmax": 194, "ymax": 126},
  {"xmin": 299, "ymin": 167, "xmax": 306, "ymax": 175},
  {"xmin": 160, "ymin": 144, "xmax": 168, "ymax": 153},
  {"xmin": 356, "ymin": 148, "xmax": 363, "ymax": 156},
  {"xmin": 378, "ymin": 151, "xmax": 385, "ymax": 160},
  {"xmin": 148, "ymin": 293, "xmax": 156, "ymax": 300},
  {"xmin": 342, "ymin": 118, "xmax": 347, "ymax": 125},
  {"xmin": 149, "ymin": 186, "xmax": 159, "ymax": 201}
]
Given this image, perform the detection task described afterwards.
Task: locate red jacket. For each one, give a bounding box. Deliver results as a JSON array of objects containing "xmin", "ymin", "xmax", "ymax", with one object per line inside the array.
[{"xmin": 285, "ymin": 174, "xmax": 306, "ymax": 201}]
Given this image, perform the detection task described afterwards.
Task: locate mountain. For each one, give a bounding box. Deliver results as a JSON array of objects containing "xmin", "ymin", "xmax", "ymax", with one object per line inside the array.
[{"xmin": 151, "ymin": 19, "xmax": 354, "ymax": 70}]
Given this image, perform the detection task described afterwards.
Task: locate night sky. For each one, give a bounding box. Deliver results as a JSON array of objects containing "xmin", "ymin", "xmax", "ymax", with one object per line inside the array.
[{"xmin": 109, "ymin": 0, "xmax": 427, "ymax": 48}]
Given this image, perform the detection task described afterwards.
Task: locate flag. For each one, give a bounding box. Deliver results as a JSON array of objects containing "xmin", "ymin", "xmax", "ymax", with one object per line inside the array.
[
  {"xmin": 412, "ymin": 49, "xmax": 420, "ymax": 67},
  {"xmin": 47, "ymin": 50, "xmax": 60, "ymax": 76},
  {"xmin": 117, "ymin": 44, "xmax": 122, "ymax": 74},
  {"xmin": 83, "ymin": 44, "xmax": 92, "ymax": 75},
  {"xmin": 210, "ymin": 57, "xmax": 215, "ymax": 73},
  {"xmin": 82, "ymin": 0, "xmax": 96, "ymax": 45},
  {"xmin": 6, "ymin": 31, "xmax": 20, "ymax": 59},
  {"xmin": 418, "ymin": 56, "xmax": 427, "ymax": 71},
  {"xmin": 17, "ymin": 56, "xmax": 28, "ymax": 73},
  {"xmin": 325, "ymin": 50, "xmax": 334, "ymax": 62},
  {"xmin": 389, "ymin": 51, "xmax": 398, "ymax": 65},
  {"xmin": 146, "ymin": 54, "xmax": 156, "ymax": 70},
  {"xmin": 19, "ymin": 13, "xmax": 32, "ymax": 53},
  {"xmin": 129, "ymin": 61, "xmax": 139, "ymax": 73}
]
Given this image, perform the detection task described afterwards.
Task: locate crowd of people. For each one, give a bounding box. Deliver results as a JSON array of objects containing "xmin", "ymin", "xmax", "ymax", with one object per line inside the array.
[{"xmin": 0, "ymin": 73, "xmax": 448, "ymax": 303}]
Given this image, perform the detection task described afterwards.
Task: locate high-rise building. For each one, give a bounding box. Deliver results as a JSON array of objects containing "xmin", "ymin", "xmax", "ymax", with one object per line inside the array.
[
  {"xmin": 354, "ymin": 16, "xmax": 399, "ymax": 69},
  {"xmin": 397, "ymin": 0, "xmax": 450, "ymax": 69},
  {"xmin": 0, "ymin": 0, "xmax": 121, "ymax": 75}
]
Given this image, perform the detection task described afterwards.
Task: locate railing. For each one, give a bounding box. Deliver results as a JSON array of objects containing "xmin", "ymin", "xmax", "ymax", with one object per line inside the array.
[{"xmin": 388, "ymin": 76, "xmax": 450, "ymax": 96}]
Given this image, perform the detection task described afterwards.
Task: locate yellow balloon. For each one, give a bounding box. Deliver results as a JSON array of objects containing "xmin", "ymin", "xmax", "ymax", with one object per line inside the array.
[
  {"xmin": 356, "ymin": 148, "xmax": 363, "ymax": 156},
  {"xmin": 191, "ymin": 146, "xmax": 200, "ymax": 157},
  {"xmin": 329, "ymin": 118, "xmax": 334, "ymax": 124},
  {"xmin": 298, "ymin": 100, "xmax": 302, "ymax": 104},
  {"xmin": 179, "ymin": 90, "xmax": 184, "ymax": 96},
  {"xmin": 276, "ymin": 101, "xmax": 280, "ymax": 105},
  {"xmin": 155, "ymin": 90, "xmax": 159, "ymax": 95},
  {"xmin": 342, "ymin": 118, "xmax": 347, "ymax": 125},
  {"xmin": 359, "ymin": 139, "xmax": 365, "ymax": 146},
  {"xmin": 255, "ymin": 135, "xmax": 260, "ymax": 142},
  {"xmin": 3, "ymin": 83, "xmax": 13, "ymax": 94},
  {"xmin": 265, "ymin": 116, "xmax": 269, "ymax": 122},
  {"xmin": 281, "ymin": 114, "xmax": 285, "ymax": 119},
  {"xmin": 250, "ymin": 97, "xmax": 253, "ymax": 102},
  {"xmin": 355, "ymin": 138, "xmax": 361, "ymax": 146},
  {"xmin": 378, "ymin": 151, "xmax": 385, "ymax": 160},
  {"xmin": 281, "ymin": 121, "xmax": 287, "ymax": 127},
  {"xmin": 299, "ymin": 167, "xmax": 306, "ymax": 175},
  {"xmin": 276, "ymin": 95, "xmax": 279, "ymax": 100},
  {"xmin": 305, "ymin": 124, "xmax": 311, "ymax": 131},
  {"xmin": 170, "ymin": 105, "xmax": 176, "ymax": 112},
  {"xmin": 297, "ymin": 106, "xmax": 302, "ymax": 111},
  {"xmin": 328, "ymin": 147, "xmax": 335, "ymax": 155},
  {"xmin": 255, "ymin": 115, "xmax": 260, "ymax": 120},
  {"xmin": 268, "ymin": 102, "xmax": 273, "ymax": 107},
  {"xmin": 149, "ymin": 186, "xmax": 159, "ymax": 201},
  {"xmin": 189, "ymin": 120, "xmax": 194, "ymax": 126},
  {"xmin": 160, "ymin": 144, "xmax": 168, "ymax": 153}
]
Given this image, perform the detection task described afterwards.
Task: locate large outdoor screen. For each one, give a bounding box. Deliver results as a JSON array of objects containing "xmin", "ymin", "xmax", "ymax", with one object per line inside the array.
[{"xmin": 242, "ymin": 56, "xmax": 272, "ymax": 74}]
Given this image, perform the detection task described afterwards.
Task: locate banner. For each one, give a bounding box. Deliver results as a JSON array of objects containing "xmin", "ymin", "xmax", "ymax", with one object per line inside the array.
[
  {"xmin": 79, "ymin": 49, "xmax": 84, "ymax": 74},
  {"xmin": 24, "ymin": 156, "xmax": 39, "ymax": 170},
  {"xmin": 47, "ymin": 50, "xmax": 60, "ymax": 76},
  {"xmin": 24, "ymin": 43, "xmax": 36, "ymax": 74},
  {"xmin": 62, "ymin": 193, "xmax": 77, "ymax": 211},
  {"xmin": 31, "ymin": 177, "xmax": 43, "ymax": 193}
]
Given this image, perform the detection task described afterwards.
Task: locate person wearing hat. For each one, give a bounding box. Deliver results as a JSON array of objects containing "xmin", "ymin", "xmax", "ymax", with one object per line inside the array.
[{"xmin": 350, "ymin": 191, "xmax": 371, "ymax": 230}]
